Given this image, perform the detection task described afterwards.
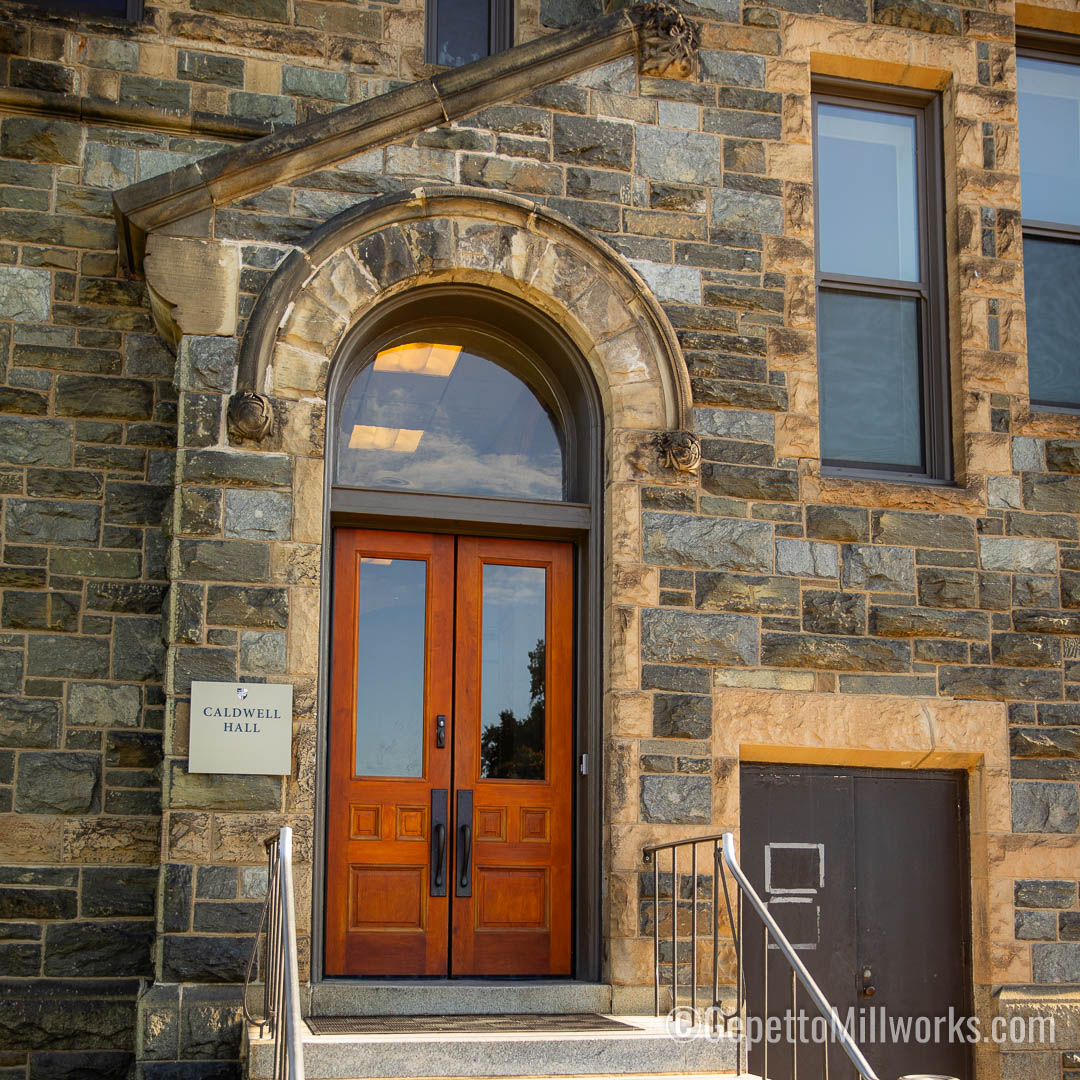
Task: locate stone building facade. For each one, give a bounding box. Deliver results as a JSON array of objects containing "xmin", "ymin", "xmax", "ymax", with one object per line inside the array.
[{"xmin": 0, "ymin": 0, "xmax": 1079, "ymax": 1076}]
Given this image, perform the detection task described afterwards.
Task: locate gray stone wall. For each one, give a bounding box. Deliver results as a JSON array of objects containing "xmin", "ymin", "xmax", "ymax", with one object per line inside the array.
[{"xmin": 2, "ymin": 0, "xmax": 1080, "ymax": 1077}]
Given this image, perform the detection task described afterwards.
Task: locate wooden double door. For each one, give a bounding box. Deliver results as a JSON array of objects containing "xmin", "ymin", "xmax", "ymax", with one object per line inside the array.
[{"xmin": 326, "ymin": 529, "xmax": 573, "ymax": 977}]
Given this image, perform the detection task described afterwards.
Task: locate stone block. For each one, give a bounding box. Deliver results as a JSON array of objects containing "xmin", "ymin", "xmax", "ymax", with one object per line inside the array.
[
  {"xmin": 1015, "ymin": 880, "xmax": 1075, "ymax": 908},
  {"xmin": 1, "ymin": 117, "xmax": 83, "ymax": 164},
  {"xmin": 939, "ymin": 666, "xmax": 1061, "ymax": 701},
  {"xmin": 1012, "ymin": 781, "xmax": 1079, "ymax": 832},
  {"xmin": 642, "ymin": 512, "xmax": 772, "ymax": 572},
  {"xmin": 0, "ymin": 418, "xmax": 73, "ymax": 467},
  {"xmin": 169, "ymin": 762, "xmax": 281, "ymax": 811},
  {"xmin": 700, "ymin": 462, "xmax": 798, "ymax": 502},
  {"xmin": 980, "ymin": 538, "xmax": 1057, "ymax": 573},
  {"xmin": 179, "ymin": 997, "xmax": 244, "ymax": 1059},
  {"xmin": 178, "ymin": 539, "xmax": 271, "ymax": 582},
  {"xmin": 869, "ymin": 606, "xmax": 988, "ymax": 640},
  {"xmin": 196, "ymin": 866, "xmax": 237, "ymax": 900},
  {"xmin": 27, "ymin": 636, "xmax": 109, "ymax": 679},
  {"xmin": 694, "ymin": 407, "xmax": 774, "ymax": 443},
  {"xmin": 553, "ymin": 115, "xmax": 632, "ymax": 169},
  {"xmin": 635, "ymin": 127, "xmax": 723, "ymax": 186},
  {"xmin": 917, "ymin": 567, "xmax": 978, "ymax": 609},
  {"xmin": 841, "ymin": 545, "xmax": 914, "ymax": 593},
  {"xmin": 86, "ymin": 583, "xmax": 166, "ymax": 614},
  {"xmin": 173, "ymin": 647, "xmax": 237, "ymax": 693},
  {"xmin": 15, "ymin": 752, "xmax": 100, "ymax": 814},
  {"xmin": 239, "ymin": 631, "xmax": 287, "ymax": 673},
  {"xmin": 653, "ymin": 694, "xmax": 711, "ymax": 739},
  {"xmin": 761, "ymin": 632, "xmax": 910, "ymax": 672},
  {"xmin": 182, "ymin": 449, "xmax": 291, "ymax": 488},
  {"xmin": 695, "ymin": 572, "xmax": 798, "ymax": 614},
  {"xmin": 0, "ymin": 988, "xmax": 134, "ymax": 1052},
  {"xmin": 192, "ymin": 901, "xmax": 261, "ymax": 933},
  {"xmin": 82, "ymin": 867, "xmax": 158, "ymax": 917},
  {"xmin": 641, "ymin": 609, "xmax": 757, "ymax": 667},
  {"xmin": 802, "ymin": 590, "xmax": 864, "ymax": 635},
  {"xmin": 805, "ymin": 505, "xmax": 869, "ymax": 542},
  {"xmin": 230, "ymin": 91, "xmax": 297, "ymax": 127},
  {"xmin": 642, "ymin": 665, "xmax": 711, "ymax": 694},
  {"xmin": 871, "ymin": 510, "xmax": 975, "ymax": 550},
  {"xmin": 282, "ymin": 64, "xmax": 346, "ymax": 101},
  {"xmin": 55, "ymin": 376, "xmax": 154, "ymax": 420},
  {"xmin": 994, "ymin": 633, "xmax": 1062, "ymax": 668},
  {"xmin": 28, "ymin": 1050, "xmax": 135, "ymax": 1078},
  {"xmin": 1032, "ymin": 944, "xmax": 1080, "ymax": 982},
  {"xmin": 640, "ymin": 775, "xmax": 711, "ymax": 824},
  {"xmin": 775, "ymin": 538, "xmax": 838, "ymax": 578},
  {"xmin": 0, "ymin": 698, "xmax": 59, "ymax": 748},
  {"xmin": 113, "ymin": 619, "xmax": 165, "ymax": 682},
  {"xmin": 177, "ymin": 49, "xmax": 245, "ymax": 88},
  {"xmin": 1023, "ymin": 473, "xmax": 1080, "ymax": 514},
  {"xmin": 872, "ymin": 0, "xmax": 961, "ymax": 32},
  {"xmin": 106, "ymin": 731, "xmax": 162, "ymax": 769},
  {"xmin": 205, "ymin": 585, "xmax": 287, "ymax": 628},
  {"xmin": 44, "ymin": 921, "xmax": 154, "ymax": 977},
  {"xmin": 224, "ymin": 490, "xmax": 291, "ymax": 541},
  {"xmin": 0, "ymin": 267, "xmax": 50, "ymax": 322},
  {"xmin": 711, "ymin": 189, "xmax": 782, "ymax": 234},
  {"xmin": 163, "ymin": 863, "xmax": 193, "ymax": 934},
  {"xmin": 0, "ymin": 886, "xmax": 76, "ymax": 920},
  {"xmin": 1016, "ymin": 910, "xmax": 1057, "ymax": 941},
  {"xmin": 67, "ymin": 683, "xmax": 141, "ymax": 728},
  {"xmin": 161, "ymin": 934, "xmax": 250, "ymax": 983}
]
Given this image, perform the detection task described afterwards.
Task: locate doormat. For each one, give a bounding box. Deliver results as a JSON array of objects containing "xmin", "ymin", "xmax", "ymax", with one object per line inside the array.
[{"xmin": 305, "ymin": 1013, "xmax": 637, "ymax": 1036}]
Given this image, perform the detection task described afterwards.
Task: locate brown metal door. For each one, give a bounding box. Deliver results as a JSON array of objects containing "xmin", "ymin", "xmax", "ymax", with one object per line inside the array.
[
  {"xmin": 326, "ymin": 529, "xmax": 573, "ymax": 977},
  {"xmin": 741, "ymin": 765, "xmax": 970, "ymax": 1080}
]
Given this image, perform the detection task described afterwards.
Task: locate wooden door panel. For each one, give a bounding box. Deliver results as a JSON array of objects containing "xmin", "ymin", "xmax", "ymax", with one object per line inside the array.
[
  {"xmin": 451, "ymin": 536, "xmax": 573, "ymax": 976},
  {"xmin": 325, "ymin": 529, "xmax": 454, "ymax": 976}
]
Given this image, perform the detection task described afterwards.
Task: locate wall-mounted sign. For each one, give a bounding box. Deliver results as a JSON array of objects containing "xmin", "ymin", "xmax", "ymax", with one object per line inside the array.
[{"xmin": 189, "ymin": 681, "xmax": 293, "ymax": 775}]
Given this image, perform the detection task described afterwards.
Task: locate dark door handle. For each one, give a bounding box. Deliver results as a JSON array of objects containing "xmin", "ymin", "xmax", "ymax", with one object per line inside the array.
[
  {"xmin": 436, "ymin": 715, "xmax": 446, "ymax": 749},
  {"xmin": 455, "ymin": 789, "xmax": 473, "ymax": 897},
  {"xmin": 433, "ymin": 823, "xmax": 445, "ymax": 889},
  {"xmin": 863, "ymin": 985, "xmax": 877, "ymax": 998},
  {"xmin": 459, "ymin": 824, "xmax": 472, "ymax": 889},
  {"xmin": 430, "ymin": 789, "xmax": 447, "ymax": 897}
]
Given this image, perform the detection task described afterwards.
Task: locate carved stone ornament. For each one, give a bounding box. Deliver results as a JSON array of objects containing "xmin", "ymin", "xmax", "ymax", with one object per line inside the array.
[
  {"xmin": 228, "ymin": 391, "xmax": 274, "ymax": 442},
  {"xmin": 651, "ymin": 430, "xmax": 702, "ymax": 473},
  {"xmin": 638, "ymin": 2, "xmax": 699, "ymax": 80}
]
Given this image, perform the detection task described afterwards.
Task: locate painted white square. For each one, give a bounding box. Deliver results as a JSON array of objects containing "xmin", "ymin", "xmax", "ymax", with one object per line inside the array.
[
  {"xmin": 764, "ymin": 841, "xmax": 825, "ymax": 894},
  {"xmin": 189, "ymin": 681, "xmax": 293, "ymax": 775}
]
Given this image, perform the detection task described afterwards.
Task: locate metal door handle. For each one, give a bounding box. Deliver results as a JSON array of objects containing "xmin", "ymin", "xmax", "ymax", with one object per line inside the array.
[
  {"xmin": 430, "ymin": 789, "xmax": 447, "ymax": 897},
  {"xmin": 863, "ymin": 985, "xmax": 877, "ymax": 998},
  {"xmin": 460, "ymin": 825, "xmax": 472, "ymax": 889},
  {"xmin": 436, "ymin": 715, "xmax": 446, "ymax": 749},
  {"xmin": 455, "ymin": 789, "xmax": 473, "ymax": 897},
  {"xmin": 433, "ymin": 823, "xmax": 445, "ymax": 889}
]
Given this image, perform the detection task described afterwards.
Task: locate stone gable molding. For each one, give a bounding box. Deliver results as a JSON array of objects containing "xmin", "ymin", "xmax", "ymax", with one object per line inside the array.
[
  {"xmin": 234, "ymin": 187, "xmax": 693, "ymax": 436},
  {"xmin": 111, "ymin": 5, "xmax": 671, "ymax": 274}
]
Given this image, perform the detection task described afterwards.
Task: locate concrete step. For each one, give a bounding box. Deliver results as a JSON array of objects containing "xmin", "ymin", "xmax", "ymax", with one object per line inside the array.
[
  {"xmin": 305, "ymin": 981, "xmax": 613, "ymax": 1017},
  {"xmin": 246, "ymin": 1016, "xmax": 740, "ymax": 1080}
]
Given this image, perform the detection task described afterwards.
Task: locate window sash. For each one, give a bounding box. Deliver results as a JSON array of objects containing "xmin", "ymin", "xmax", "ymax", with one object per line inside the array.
[
  {"xmin": 425, "ymin": 0, "xmax": 513, "ymax": 66},
  {"xmin": 811, "ymin": 84, "xmax": 951, "ymax": 482}
]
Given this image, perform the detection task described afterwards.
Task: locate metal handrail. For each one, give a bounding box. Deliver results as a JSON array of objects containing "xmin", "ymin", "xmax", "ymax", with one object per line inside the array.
[
  {"xmin": 642, "ymin": 831, "xmax": 880, "ymax": 1080},
  {"xmin": 720, "ymin": 833, "xmax": 880, "ymax": 1080},
  {"xmin": 241, "ymin": 827, "xmax": 306, "ymax": 1080}
]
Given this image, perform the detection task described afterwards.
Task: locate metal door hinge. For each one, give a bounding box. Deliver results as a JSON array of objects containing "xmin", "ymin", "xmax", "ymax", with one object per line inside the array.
[{"xmin": 579, "ymin": 753, "xmax": 589, "ymax": 775}]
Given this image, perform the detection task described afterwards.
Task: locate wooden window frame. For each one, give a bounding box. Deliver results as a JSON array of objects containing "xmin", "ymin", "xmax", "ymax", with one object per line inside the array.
[
  {"xmin": 20, "ymin": 0, "xmax": 143, "ymax": 19},
  {"xmin": 812, "ymin": 80, "xmax": 952, "ymax": 483},
  {"xmin": 425, "ymin": 0, "xmax": 514, "ymax": 66},
  {"xmin": 1017, "ymin": 31, "xmax": 1080, "ymax": 413}
]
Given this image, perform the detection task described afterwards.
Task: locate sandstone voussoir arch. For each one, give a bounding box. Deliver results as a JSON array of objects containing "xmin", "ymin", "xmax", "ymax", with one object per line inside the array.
[{"xmin": 234, "ymin": 187, "xmax": 692, "ymax": 437}]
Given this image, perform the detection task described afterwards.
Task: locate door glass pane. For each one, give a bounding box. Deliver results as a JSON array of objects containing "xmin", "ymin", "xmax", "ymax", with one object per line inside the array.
[
  {"xmin": 354, "ymin": 557, "xmax": 426, "ymax": 778},
  {"xmin": 1018, "ymin": 55, "xmax": 1080, "ymax": 227},
  {"xmin": 818, "ymin": 290, "xmax": 923, "ymax": 469},
  {"xmin": 817, "ymin": 103, "xmax": 920, "ymax": 282},
  {"xmin": 480, "ymin": 564, "xmax": 546, "ymax": 780},
  {"xmin": 437, "ymin": 0, "xmax": 489, "ymax": 66},
  {"xmin": 1024, "ymin": 235, "xmax": 1080, "ymax": 407},
  {"xmin": 337, "ymin": 343, "xmax": 563, "ymax": 501}
]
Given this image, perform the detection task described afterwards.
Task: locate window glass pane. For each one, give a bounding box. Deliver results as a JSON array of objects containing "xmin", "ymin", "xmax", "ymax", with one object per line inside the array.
[
  {"xmin": 818, "ymin": 290, "xmax": 923, "ymax": 469},
  {"xmin": 1024, "ymin": 235, "xmax": 1080, "ymax": 407},
  {"xmin": 337, "ymin": 342, "xmax": 563, "ymax": 501},
  {"xmin": 437, "ymin": 0, "xmax": 489, "ymax": 66},
  {"xmin": 480, "ymin": 564, "xmax": 546, "ymax": 781},
  {"xmin": 354, "ymin": 557, "xmax": 426, "ymax": 778},
  {"xmin": 1018, "ymin": 56, "xmax": 1080, "ymax": 227},
  {"xmin": 817, "ymin": 104, "xmax": 920, "ymax": 282}
]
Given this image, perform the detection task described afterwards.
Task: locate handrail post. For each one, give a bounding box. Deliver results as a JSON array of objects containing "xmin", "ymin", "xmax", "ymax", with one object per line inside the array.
[{"xmin": 279, "ymin": 827, "xmax": 306, "ymax": 1080}]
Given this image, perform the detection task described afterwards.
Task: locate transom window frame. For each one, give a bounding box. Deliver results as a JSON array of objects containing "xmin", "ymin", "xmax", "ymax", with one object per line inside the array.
[
  {"xmin": 811, "ymin": 78, "xmax": 952, "ymax": 484},
  {"xmin": 328, "ymin": 289, "xmax": 595, "ymax": 537},
  {"xmin": 1016, "ymin": 28, "xmax": 1080, "ymax": 414},
  {"xmin": 424, "ymin": 0, "xmax": 514, "ymax": 67}
]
